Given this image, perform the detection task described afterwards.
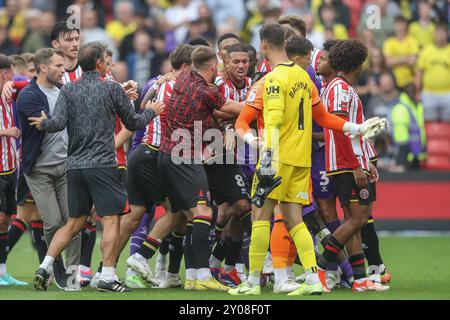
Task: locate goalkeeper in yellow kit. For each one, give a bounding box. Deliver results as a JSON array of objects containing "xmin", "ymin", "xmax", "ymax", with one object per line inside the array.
[{"xmin": 229, "ymin": 24, "xmax": 387, "ymax": 296}]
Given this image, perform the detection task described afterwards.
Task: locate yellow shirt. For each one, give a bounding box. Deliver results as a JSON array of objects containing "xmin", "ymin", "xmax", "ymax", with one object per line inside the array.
[
  {"xmin": 417, "ymin": 44, "xmax": 450, "ymax": 93},
  {"xmin": 106, "ymin": 20, "xmax": 137, "ymax": 44},
  {"xmin": 0, "ymin": 11, "xmax": 26, "ymax": 45},
  {"xmin": 263, "ymin": 62, "xmax": 320, "ymax": 168},
  {"xmin": 316, "ymin": 24, "xmax": 349, "ymax": 40},
  {"xmin": 383, "ymin": 36, "xmax": 419, "ymax": 88},
  {"xmin": 409, "ymin": 22, "xmax": 435, "ymax": 49}
]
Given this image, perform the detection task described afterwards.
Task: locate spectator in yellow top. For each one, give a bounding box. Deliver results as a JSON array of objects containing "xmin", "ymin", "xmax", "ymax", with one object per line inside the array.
[
  {"xmin": 383, "ymin": 16, "xmax": 419, "ymax": 89},
  {"xmin": 106, "ymin": 1, "xmax": 137, "ymax": 46},
  {"xmin": 0, "ymin": 0, "xmax": 26, "ymax": 46},
  {"xmin": 415, "ymin": 22, "xmax": 450, "ymax": 122},
  {"xmin": 316, "ymin": 4, "xmax": 348, "ymax": 40},
  {"xmin": 409, "ymin": 0, "xmax": 436, "ymax": 49}
]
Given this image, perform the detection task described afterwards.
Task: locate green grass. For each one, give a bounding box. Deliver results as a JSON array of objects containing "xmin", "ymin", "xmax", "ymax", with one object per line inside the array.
[{"xmin": 1, "ymin": 233, "xmax": 450, "ymax": 300}]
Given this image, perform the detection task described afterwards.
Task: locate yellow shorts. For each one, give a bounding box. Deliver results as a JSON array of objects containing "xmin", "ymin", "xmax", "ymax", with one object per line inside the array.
[{"xmin": 251, "ymin": 163, "xmax": 311, "ymax": 204}]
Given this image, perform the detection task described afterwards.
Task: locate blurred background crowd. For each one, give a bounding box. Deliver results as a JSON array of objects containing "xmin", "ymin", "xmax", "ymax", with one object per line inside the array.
[{"xmin": 0, "ymin": 0, "xmax": 449, "ymax": 172}]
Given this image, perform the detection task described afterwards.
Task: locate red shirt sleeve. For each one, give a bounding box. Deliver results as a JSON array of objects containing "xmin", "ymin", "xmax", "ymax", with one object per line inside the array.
[{"xmin": 12, "ymin": 80, "xmax": 30, "ymax": 100}]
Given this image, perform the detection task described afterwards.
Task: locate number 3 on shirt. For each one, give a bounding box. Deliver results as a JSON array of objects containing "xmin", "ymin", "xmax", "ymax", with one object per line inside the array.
[{"xmin": 298, "ymin": 98, "xmax": 304, "ymax": 130}]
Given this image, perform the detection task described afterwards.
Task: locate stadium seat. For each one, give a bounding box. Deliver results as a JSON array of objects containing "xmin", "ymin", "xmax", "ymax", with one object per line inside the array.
[
  {"xmin": 427, "ymin": 139, "xmax": 450, "ymax": 156},
  {"xmin": 425, "ymin": 155, "xmax": 450, "ymax": 170},
  {"xmin": 425, "ymin": 122, "xmax": 450, "ymax": 139}
]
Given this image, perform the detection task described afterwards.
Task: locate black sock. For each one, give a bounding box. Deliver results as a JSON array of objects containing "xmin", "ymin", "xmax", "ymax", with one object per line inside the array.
[
  {"xmin": 159, "ymin": 237, "xmax": 170, "ymax": 256},
  {"xmin": 318, "ymin": 235, "xmax": 344, "ymax": 269},
  {"xmin": 192, "ymin": 216, "xmax": 212, "ymax": 269},
  {"xmin": 212, "ymin": 239, "xmax": 226, "ymax": 263},
  {"xmin": 183, "ymin": 222, "xmax": 195, "ymax": 270},
  {"xmin": 31, "ymin": 220, "xmax": 47, "ymax": 263},
  {"xmin": 96, "ymin": 261, "xmax": 103, "ymax": 274},
  {"xmin": 168, "ymin": 232, "xmax": 184, "ymax": 274},
  {"xmin": 361, "ymin": 218, "xmax": 384, "ymax": 267},
  {"xmin": 7, "ymin": 218, "xmax": 27, "ymax": 253},
  {"xmin": 214, "ymin": 222, "xmax": 225, "ymax": 242},
  {"xmin": 240, "ymin": 211, "xmax": 252, "ymax": 236},
  {"xmin": 80, "ymin": 223, "xmax": 96, "ymax": 268},
  {"xmin": 0, "ymin": 232, "xmax": 8, "ymax": 264},
  {"xmin": 138, "ymin": 236, "xmax": 161, "ymax": 260},
  {"xmin": 349, "ymin": 253, "xmax": 366, "ymax": 280},
  {"xmin": 224, "ymin": 237, "xmax": 243, "ymax": 268}
]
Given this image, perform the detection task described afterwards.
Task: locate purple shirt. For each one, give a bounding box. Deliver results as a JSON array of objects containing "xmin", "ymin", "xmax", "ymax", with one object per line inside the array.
[{"xmin": 131, "ymin": 76, "xmax": 162, "ymax": 151}]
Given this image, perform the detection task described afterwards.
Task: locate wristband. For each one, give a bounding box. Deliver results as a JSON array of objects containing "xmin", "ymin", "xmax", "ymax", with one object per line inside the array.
[{"xmin": 343, "ymin": 122, "xmax": 361, "ymax": 135}]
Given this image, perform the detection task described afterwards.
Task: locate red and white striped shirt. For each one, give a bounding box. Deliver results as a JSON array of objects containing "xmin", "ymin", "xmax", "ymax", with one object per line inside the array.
[
  {"xmin": 114, "ymin": 115, "xmax": 127, "ymax": 167},
  {"xmin": 0, "ymin": 99, "xmax": 17, "ymax": 173},
  {"xmin": 364, "ymin": 139, "xmax": 378, "ymax": 162},
  {"xmin": 101, "ymin": 71, "xmax": 128, "ymax": 167},
  {"xmin": 62, "ymin": 65, "xmax": 83, "ymax": 84},
  {"xmin": 215, "ymin": 76, "xmax": 252, "ymax": 102},
  {"xmin": 323, "ymin": 76, "xmax": 370, "ymax": 174},
  {"xmin": 257, "ymin": 59, "xmax": 271, "ymax": 73},
  {"xmin": 311, "ymin": 48, "xmax": 321, "ymax": 73},
  {"xmin": 141, "ymin": 80, "xmax": 173, "ymax": 148}
]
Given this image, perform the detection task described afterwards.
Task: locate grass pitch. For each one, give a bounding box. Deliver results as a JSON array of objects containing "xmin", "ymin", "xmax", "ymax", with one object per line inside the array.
[{"xmin": 0, "ymin": 233, "xmax": 449, "ymax": 300}]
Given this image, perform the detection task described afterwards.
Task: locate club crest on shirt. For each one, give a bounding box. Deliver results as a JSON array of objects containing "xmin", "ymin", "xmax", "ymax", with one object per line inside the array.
[{"xmin": 341, "ymin": 90, "xmax": 350, "ymax": 103}]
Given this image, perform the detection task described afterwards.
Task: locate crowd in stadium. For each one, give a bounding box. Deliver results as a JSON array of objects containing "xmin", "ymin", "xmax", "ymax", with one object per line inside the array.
[
  {"xmin": 0, "ymin": 0, "xmax": 449, "ymax": 171},
  {"xmin": 0, "ymin": 0, "xmax": 447, "ymax": 296}
]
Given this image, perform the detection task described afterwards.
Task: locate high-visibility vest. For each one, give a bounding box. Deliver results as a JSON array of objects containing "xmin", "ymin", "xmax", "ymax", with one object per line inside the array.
[{"xmin": 391, "ymin": 93, "xmax": 426, "ymax": 160}]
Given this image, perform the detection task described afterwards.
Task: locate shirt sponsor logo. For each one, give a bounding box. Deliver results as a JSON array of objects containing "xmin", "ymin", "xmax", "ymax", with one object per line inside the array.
[{"xmin": 266, "ymin": 86, "xmax": 280, "ymax": 95}]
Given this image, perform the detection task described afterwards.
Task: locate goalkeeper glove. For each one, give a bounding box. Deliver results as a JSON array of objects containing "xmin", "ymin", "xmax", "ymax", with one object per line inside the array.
[
  {"xmin": 343, "ymin": 117, "xmax": 389, "ymax": 139},
  {"xmin": 251, "ymin": 149, "xmax": 282, "ymax": 208}
]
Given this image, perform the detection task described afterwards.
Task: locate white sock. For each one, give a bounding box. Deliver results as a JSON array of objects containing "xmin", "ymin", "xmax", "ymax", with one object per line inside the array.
[
  {"xmin": 209, "ymin": 255, "xmax": 222, "ymax": 269},
  {"xmin": 247, "ymin": 272, "xmax": 260, "ymax": 287},
  {"xmin": 197, "ymin": 268, "xmax": 212, "ymax": 281},
  {"xmin": 235, "ymin": 263, "xmax": 245, "ymax": 274},
  {"xmin": 0, "ymin": 263, "xmax": 6, "ymax": 276},
  {"xmin": 274, "ymin": 268, "xmax": 287, "ymax": 285},
  {"xmin": 185, "ymin": 268, "xmax": 197, "ymax": 281},
  {"xmin": 156, "ymin": 253, "xmax": 167, "ymax": 267},
  {"xmin": 285, "ymin": 267, "xmax": 295, "ymax": 280},
  {"xmin": 223, "ymin": 264, "xmax": 234, "ymax": 272},
  {"xmin": 305, "ymin": 272, "xmax": 319, "ymax": 285},
  {"xmin": 101, "ymin": 266, "xmax": 116, "ymax": 283},
  {"xmin": 40, "ymin": 256, "xmax": 55, "ymax": 273}
]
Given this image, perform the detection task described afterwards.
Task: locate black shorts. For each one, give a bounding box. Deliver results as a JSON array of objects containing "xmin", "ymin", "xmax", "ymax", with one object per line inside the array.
[
  {"xmin": 371, "ymin": 181, "xmax": 377, "ymax": 202},
  {"xmin": 127, "ymin": 144, "xmax": 165, "ymax": 210},
  {"xmin": 332, "ymin": 172, "xmax": 374, "ymax": 208},
  {"xmin": 204, "ymin": 163, "xmax": 249, "ymax": 205},
  {"xmin": 68, "ymin": 167, "xmax": 129, "ymax": 218},
  {"xmin": 118, "ymin": 166, "xmax": 127, "ymax": 186},
  {"xmin": 0, "ymin": 170, "xmax": 17, "ymax": 215},
  {"xmin": 158, "ymin": 152, "xmax": 210, "ymax": 213},
  {"xmin": 16, "ymin": 169, "xmax": 34, "ymax": 205}
]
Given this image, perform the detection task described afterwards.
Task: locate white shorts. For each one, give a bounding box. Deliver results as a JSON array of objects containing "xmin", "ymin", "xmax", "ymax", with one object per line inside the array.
[{"xmin": 422, "ymin": 91, "xmax": 450, "ymax": 121}]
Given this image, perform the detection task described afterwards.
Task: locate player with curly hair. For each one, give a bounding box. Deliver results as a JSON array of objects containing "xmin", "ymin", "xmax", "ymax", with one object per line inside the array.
[{"xmin": 317, "ymin": 39, "xmax": 390, "ymax": 293}]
